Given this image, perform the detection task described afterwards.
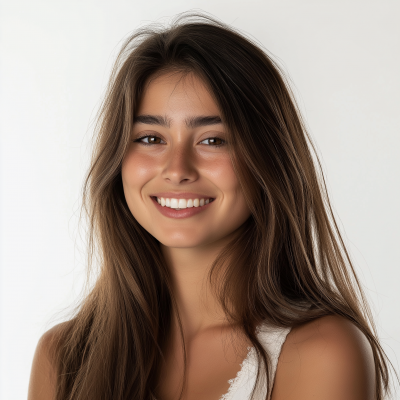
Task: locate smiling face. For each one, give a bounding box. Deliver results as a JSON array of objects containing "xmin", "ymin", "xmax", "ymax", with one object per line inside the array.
[{"xmin": 121, "ymin": 71, "xmax": 251, "ymax": 249}]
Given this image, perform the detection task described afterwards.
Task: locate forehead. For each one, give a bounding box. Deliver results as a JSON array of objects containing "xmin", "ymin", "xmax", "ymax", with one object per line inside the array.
[{"xmin": 137, "ymin": 71, "xmax": 221, "ymax": 117}]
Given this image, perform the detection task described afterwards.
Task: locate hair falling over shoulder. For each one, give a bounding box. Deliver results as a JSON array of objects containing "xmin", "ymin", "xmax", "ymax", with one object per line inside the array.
[{"xmin": 49, "ymin": 11, "xmax": 395, "ymax": 400}]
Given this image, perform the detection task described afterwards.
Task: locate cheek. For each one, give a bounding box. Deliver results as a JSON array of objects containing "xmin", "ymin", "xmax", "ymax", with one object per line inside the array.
[
  {"xmin": 203, "ymin": 155, "xmax": 250, "ymax": 217},
  {"xmin": 121, "ymin": 149, "xmax": 156, "ymax": 201},
  {"xmin": 204, "ymin": 154, "xmax": 241, "ymax": 196}
]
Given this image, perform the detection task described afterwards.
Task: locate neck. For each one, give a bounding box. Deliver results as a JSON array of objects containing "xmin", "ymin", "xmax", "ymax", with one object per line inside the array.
[{"xmin": 161, "ymin": 241, "xmax": 230, "ymax": 338}]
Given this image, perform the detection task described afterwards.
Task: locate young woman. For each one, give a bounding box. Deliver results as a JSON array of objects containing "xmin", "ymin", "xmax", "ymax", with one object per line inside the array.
[{"xmin": 28, "ymin": 12, "xmax": 394, "ymax": 400}]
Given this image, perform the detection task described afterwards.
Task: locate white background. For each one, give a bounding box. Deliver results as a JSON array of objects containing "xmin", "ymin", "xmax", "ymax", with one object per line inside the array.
[{"xmin": 1, "ymin": 0, "xmax": 399, "ymax": 398}]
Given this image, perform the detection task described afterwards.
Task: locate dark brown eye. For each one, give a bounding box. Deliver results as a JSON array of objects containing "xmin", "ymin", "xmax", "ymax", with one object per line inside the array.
[
  {"xmin": 147, "ymin": 136, "xmax": 161, "ymax": 144},
  {"xmin": 200, "ymin": 137, "xmax": 225, "ymax": 147},
  {"xmin": 135, "ymin": 135, "xmax": 164, "ymax": 145}
]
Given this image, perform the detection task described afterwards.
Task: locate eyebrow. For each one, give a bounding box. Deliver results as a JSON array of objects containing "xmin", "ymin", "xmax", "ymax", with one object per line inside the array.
[{"xmin": 133, "ymin": 114, "xmax": 223, "ymax": 128}]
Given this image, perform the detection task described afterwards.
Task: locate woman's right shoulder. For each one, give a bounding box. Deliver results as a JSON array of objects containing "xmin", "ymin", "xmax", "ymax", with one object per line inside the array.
[{"xmin": 28, "ymin": 321, "xmax": 70, "ymax": 400}]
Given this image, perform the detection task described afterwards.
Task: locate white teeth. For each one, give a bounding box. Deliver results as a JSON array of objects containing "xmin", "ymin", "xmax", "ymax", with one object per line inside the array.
[
  {"xmin": 156, "ymin": 197, "xmax": 213, "ymax": 209},
  {"xmin": 178, "ymin": 199, "xmax": 186, "ymax": 209},
  {"xmin": 170, "ymin": 198, "xmax": 178, "ymax": 208}
]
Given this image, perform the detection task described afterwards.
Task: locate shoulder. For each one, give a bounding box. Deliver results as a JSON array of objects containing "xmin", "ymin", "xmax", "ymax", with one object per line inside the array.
[
  {"xmin": 271, "ymin": 315, "xmax": 376, "ymax": 400},
  {"xmin": 28, "ymin": 322, "xmax": 69, "ymax": 400}
]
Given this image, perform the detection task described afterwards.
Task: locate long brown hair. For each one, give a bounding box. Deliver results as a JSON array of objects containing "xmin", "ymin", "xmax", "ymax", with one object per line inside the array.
[{"xmin": 50, "ymin": 11, "xmax": 394, "ymax": 400}]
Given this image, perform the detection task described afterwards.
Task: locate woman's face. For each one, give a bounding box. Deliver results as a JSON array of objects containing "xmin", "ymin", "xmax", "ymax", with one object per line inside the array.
[{"xmin": 121, "ymin": 72, "xmax": 251, "ymax": 249}]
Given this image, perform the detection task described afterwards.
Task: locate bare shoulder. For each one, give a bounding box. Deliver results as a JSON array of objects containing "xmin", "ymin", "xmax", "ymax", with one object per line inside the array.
[
  {"xmin": 28, "ymin": 322, "xmax": 69, "ymax": 400},
  {"xmin": 271, "ymin": 315, "xmax": 376, "ymax": 400}
]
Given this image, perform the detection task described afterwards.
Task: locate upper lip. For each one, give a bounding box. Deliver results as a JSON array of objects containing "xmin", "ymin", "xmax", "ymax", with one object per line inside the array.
[{"xmin": 150, "ymin": 192, "xmax": 215, "ymax": 199}]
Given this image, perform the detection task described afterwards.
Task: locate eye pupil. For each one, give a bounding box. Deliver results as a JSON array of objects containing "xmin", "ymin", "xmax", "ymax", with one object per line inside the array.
[{"xmin": 209, "ymin": 138, "xmax": 222, "ymax": 145}]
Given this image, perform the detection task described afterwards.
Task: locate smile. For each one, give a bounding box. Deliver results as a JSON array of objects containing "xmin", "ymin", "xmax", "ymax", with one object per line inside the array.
[
  {"xmin": 150, "ymin": 196, "xmax": 215, "ymax": 219},
  {"xmin": 155, "ymin": 197, "xmax": 214, "ymax": 210}
]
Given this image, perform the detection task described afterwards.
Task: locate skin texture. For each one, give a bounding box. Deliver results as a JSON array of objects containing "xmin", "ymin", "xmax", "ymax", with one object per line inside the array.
[
  {"xmin": 27, "ymin": 72, "xmax": 376, "ymax": 400},
  {"xmin": 271, "ymin": 315, "xmax": 376, "ymax": 400}
]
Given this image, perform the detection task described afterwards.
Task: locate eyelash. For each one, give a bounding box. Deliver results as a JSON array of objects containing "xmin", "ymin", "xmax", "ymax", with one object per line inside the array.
[{"xmin": 134, "ymin": 135, "xmax": 226, "ymax": 148}]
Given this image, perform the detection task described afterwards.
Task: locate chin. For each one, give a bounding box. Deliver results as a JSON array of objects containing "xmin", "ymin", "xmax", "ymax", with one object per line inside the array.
[
  {"xmin": 154, "ymin": 229, "xmax": 214, "ymax": 249},
  {"xmin": 157, "ymin": 236, "xmax": 206, "ymax": 249}
]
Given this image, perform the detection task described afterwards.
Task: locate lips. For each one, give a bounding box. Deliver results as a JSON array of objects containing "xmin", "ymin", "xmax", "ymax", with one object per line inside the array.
[
  {"xmin": 152, "ymin": 196, "xmax": 214, "ymax": 209},
  {"xmin": 150, "ymin": 196, "xmax": 214, "ymax": 219}
]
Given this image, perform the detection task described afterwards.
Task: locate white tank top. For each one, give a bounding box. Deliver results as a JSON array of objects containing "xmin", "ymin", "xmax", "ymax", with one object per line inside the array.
[{"xmin": 219, "ymin": 324, "xmax": 291, "ymax": 400}]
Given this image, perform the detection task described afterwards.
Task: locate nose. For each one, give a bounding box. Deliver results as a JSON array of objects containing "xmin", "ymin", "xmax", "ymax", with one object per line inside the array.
[{"xmin": 161, "ymin": 143, "xmax": 199, "ymax": 185}]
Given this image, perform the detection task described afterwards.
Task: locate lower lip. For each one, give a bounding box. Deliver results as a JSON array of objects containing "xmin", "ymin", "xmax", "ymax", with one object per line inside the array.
[{"xmin": 151, "ymin": 197, "xmax": 215, "ymax": 219}]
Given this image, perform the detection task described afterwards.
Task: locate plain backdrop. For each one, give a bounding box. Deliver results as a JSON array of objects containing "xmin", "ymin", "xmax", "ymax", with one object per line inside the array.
[{"xmin": 0, "ymin": 0, "xmax": 399, "ymax": 398}]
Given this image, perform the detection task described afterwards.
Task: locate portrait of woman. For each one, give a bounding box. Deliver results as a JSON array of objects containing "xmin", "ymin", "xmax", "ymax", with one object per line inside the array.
[{"xmin": 26, "ymin": 11, "xmax": 396, "ymax": 400}]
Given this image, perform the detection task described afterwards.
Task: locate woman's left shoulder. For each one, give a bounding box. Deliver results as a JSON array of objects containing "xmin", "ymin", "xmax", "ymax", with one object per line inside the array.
[{"xmin": 271, "ymin": 315, "xmax": 376, "ymax": 400}]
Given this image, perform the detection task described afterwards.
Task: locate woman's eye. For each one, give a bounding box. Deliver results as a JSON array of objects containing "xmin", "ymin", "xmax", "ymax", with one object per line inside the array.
[
  {"xmin": 135, "ymin": 135, "xmax": 164, "ymax": 145},
  {"xmin": 199, "ymin": 137, "xmax": 225, "ymax": 147},
  {"xmin": 134, "ymin": 135, "xmax": 225, "ymax": 147}
]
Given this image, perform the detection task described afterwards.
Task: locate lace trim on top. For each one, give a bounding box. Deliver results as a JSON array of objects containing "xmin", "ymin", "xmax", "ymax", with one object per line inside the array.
[
  {"xmin": 218, "ymin": 325, "xmax": 291, "ymax": 400},
  {"xmin": 218, "ymin": 346, "xmax": 255, "ymax": 400}
]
